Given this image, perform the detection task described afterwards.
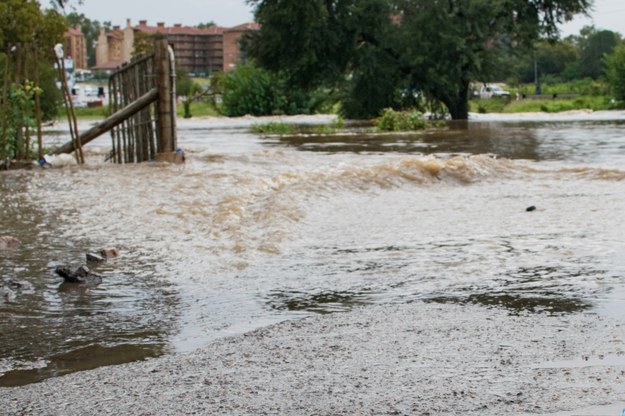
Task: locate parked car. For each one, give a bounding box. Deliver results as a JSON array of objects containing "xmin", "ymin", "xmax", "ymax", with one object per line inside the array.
[
  {"xmin": 480, "ymin": 84, "xmax": 511, "ymax": 99},
  {"xmin": 84, "ymin": 86, "xmax": 97, "ymax": 97}
]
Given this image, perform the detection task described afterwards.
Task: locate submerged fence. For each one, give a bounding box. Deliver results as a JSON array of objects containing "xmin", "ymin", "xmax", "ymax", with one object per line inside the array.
[
  {"xmin": 53, "ymin": 37, "xmax": 177, "ymax": 164},
  {"xmin": 109, "ymin": 54, "xmax": 157, "ymax": 163}
]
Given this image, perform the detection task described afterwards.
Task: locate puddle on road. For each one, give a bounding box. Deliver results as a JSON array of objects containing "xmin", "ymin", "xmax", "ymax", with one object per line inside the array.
[{"xmin": 427, "ymin": 292, "xmax": 592, "ymax": 314}]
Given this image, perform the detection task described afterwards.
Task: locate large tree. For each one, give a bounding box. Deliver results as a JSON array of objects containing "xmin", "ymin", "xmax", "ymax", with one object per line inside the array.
[
  {"xmin": 604, "ymin": 43, "xmax": 625, "ymax": 102},
  {"xmin": 246, "ymin": 0, "xmax": 592, "ymax": 119},
  {"xmin": 575, "ymin": 26, "xmax": 621, "ymax": 79},
  {"xmin": 1, "ymin": 0, "xmax": 67, "ymax": 162}
]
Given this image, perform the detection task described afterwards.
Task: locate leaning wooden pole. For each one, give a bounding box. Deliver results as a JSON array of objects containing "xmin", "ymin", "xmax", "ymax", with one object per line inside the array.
[
  {"xmin": 52, "ymin": 88, "xmax": 158, "ymax": 155},
  {"xmin": 54, "ymin": 44, "xmax": 84, "ymax": 164},
  {"xmin": 34, "ymin": 48, "xmax": 44, "ymax": 162},
  {"xmin": 1, "ymin": 49, "xmax": 10, "ymax": 166}
]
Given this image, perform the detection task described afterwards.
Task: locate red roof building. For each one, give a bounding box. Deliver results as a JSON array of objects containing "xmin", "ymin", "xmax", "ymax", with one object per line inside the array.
[
  {"xmin": 223, "ymin": 23, "xmax": 260, "ymax": 72},
  {"xmin": 92, "ymin": 19, "xmax": 258, "ymax": 75}
]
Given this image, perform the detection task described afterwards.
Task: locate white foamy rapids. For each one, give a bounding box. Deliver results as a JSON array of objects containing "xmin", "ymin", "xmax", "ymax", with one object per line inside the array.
[{"xmin": 22, "ymin": 150, "xmax": 624, "ymax": 280}]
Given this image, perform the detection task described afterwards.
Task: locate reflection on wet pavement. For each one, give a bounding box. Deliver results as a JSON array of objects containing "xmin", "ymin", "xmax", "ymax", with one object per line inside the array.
[{"xmin": 266, "ymin": 290, "xmax": 372, "ymax": 314}]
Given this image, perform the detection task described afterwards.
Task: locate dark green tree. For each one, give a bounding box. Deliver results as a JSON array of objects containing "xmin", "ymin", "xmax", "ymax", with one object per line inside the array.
[
  {"xmin": 196, "ymin": 21, "xmax": 216, "ymax": 29},
  {"xmin": 221, "ymin": 64, "xmax": 285, "ymax": 116},
  {"xmin": 246, "ymin": 0, "xmax": 359, "ymax": 92},
  {"xmin": 246, "ymin": 0, "xmax": 592, "ymax": 119},
  {"xmin": 511, "ymin": 38, "xmax": 580, "ymax": 84},
  {"xmin": 604, "ymin": 42, "xmax": 625, "ymax": 102},
  {"xmin": 1, "ymin": 0, "xmax": 67, "ymax": 162},
  {"xmin": 575, "ymin": 26, "xmax": 621, "ymax": 79}
]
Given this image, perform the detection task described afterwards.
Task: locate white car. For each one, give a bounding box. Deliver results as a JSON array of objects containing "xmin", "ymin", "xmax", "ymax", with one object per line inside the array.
[{"xmin": 480, "ymin": 85, "xmax": 511, "ymax": 99}]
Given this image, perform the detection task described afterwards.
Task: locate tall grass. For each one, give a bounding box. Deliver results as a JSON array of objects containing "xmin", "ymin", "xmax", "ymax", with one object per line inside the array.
[
  {"xmin": 250, "ymin": 122, "xmax": 297, "ymax": 135},
  {"xmin": 58, "ymin": 105, "xmax": 110, "ymax": 119},
  {"xmin": 175, "ymin": 101, "xmax": 220, "ymax": 118},
  {"xmin": 471, "ymin": 95, "xmax": 618, "ymax": 114}
]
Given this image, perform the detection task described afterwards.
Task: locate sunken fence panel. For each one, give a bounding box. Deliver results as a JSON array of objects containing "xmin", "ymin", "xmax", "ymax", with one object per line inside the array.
[
  {"xmin": 52, "ymin": 38, "xmax": 176, "ymax": 162},
  {"xmin": 109, "ymin": 53, "xmax": 157, "ymax": 164}
]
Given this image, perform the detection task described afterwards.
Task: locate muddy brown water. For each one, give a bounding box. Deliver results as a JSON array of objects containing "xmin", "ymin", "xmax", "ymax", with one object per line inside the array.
[{"xmin": 1, "ymin": 113, "xmax": 625, "ymax": 386}]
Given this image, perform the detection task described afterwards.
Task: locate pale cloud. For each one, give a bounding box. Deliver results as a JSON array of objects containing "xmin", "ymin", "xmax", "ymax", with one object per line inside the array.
[
  {"xmin": 72, "ymin": 0, "xmax": 624, "ymax": 37},
  {"xmin": 74, "ymin": 0, "xmax": 254, "ymax": 27},
  {"xmin": 559, "ymin": 0, "xmax": 625, "ymax": 36}
]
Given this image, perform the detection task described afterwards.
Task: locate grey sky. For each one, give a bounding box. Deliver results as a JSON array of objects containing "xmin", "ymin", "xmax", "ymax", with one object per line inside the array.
[
  {"xmin": 560, "ymin": 0, "xmax": 625, "ymax": 36},
  {"xmin": 72, "ymin": 0, "xmax": 624, "ymax": 36},
  {"xmin": 74, "ymin": 0, "xmax": 255, "ymax": 28}
]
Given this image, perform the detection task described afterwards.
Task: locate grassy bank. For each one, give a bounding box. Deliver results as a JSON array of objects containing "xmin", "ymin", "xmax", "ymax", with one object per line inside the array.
[
  {"xmin": 59, "ymin": 94, "xmax": 619, "ymax": 122},
  {"xmin": 470, "ymin": 95, "xmax": 618, "ymax": 114},
  {"xmin": 57, "ymin": 100, "xmax": 220, "ymax": 120}
]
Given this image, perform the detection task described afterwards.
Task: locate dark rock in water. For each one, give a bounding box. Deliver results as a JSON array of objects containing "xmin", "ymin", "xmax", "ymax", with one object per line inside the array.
[
  {"xmin": 55, "ymin": 265, "xmax": 102, "ymax": 286},
  {"xmin": 1, "ymin": 286, "xmax": 15, "ymax": 302},
  {"xmin": 86, "ymin": 252, "xmax": 106, "ymax": 264},
  {"xmin": 526, "ymin": 206, "xmax": 536, "ymax": 212}
]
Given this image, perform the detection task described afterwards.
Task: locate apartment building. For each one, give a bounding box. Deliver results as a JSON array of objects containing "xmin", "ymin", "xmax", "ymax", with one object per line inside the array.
[
  {"xmin": 63, "ymin": 25, "xmax": 88, "ymax": 70},
  {"xmin": 93, "ymin": 20, "xmax": 135, "ymax": 71},
  {"xmin": 223, "ymin": 23, "xmax": 260, "ymax": 71},
  {"xmin": 90, "ymin": 19, "xmax": 257, "ymax": 75}
]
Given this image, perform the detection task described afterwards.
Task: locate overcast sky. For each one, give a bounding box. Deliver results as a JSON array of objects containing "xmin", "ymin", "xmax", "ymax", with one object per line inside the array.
[
  {"xmin": 71, "ymin": 0, "xmax": 624, "ymax": 35},
  {"xmin": 73, "ymin": 0, "xmax": 255, "ymax": 28},
  {"xmin": 560, "ymin": 0, "xmax": 625, "ymax": 36}
]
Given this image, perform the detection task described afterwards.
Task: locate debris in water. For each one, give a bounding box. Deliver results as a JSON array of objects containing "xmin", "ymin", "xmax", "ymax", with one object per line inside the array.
[
  {"xmin": 100, "ymin": 247, "xmax": 120, "ymax": 259},
  {"xmin": 0, "ymin": 236, "xmax": 21, "ymax": 250},
  {"xmin": 526, "ymin": 206, "xmax": 536, "ymax": 212},
  {"xmin": 55, "ymin": 265, "xmax": 102, "ymax": 286},
  {"xmin": 86, "ymin": 253, "xmax": 106, "ymax": 264}
]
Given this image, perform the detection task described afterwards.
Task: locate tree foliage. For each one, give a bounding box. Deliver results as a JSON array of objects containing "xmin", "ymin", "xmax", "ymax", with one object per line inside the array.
[
  {"xmin": 196, "ymin": 21, "xmax": 216, "ymax": 29},
  {"xmin": 604, "ymin": 43, "xmax": 625, "ymax": 102},
  {"xmin": 245, "ymin": 0, "xmax": 592, "ymax": 119},
  {"xmin": 132, "ymin": 31, "xmax": 155, "ymax": 58},
  {"xmin": 575, "ymin": 26, "xmax": 621, "ymax": 79},
  {"xmin": 220, "ymin": 64, "xmax": 285, "ymax": 117},
  {"xmin": 1, "ymin": 0, "xmax": 67, "ymax": 163}
]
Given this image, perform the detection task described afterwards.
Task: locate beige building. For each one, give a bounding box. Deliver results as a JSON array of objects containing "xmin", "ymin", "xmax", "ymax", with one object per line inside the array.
[
  {"xmin": 63, "ymin": 25, "xmax": 88, "ymax": 70},
  {"xmin": 93, "ymin": 19, "xmax": 135, "ymax": 71},
  {"xmin": 92, "ymin": 19, "xmax": 258, "ymax": 74},
  {"xmin": 134, "ymin": 21, "xmax": 224, "ymax": 75}
]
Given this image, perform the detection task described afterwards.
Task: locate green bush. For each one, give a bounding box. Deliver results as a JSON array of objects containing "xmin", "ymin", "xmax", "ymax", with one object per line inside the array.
[
  {"xmin": 221, "ymin": 65, "xmax": 285, "ymax": 117},
  {"xmin": 605, "ymin": 44, "xmax": 625, "ymax": 103},
  {"xmin": 375, "ymin": 108, "xmax": 426, "ymax": 131}
]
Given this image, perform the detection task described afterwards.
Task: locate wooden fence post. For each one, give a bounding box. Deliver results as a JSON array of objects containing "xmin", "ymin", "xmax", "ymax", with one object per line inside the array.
[{"xmin": 154, "ymin": 36, "xmax": 179, "ymax": 162}]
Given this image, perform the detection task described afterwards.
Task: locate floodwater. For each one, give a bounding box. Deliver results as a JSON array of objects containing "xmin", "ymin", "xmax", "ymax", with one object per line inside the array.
[{"xmin": 1, "ymin": 112, "xmax": 625, "ymax": 386}]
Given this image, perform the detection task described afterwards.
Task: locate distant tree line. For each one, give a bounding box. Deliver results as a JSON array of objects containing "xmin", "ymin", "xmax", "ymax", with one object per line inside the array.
[{"xmin": 505, "ymin": 25, "xmax": 622, "ymax": 85}]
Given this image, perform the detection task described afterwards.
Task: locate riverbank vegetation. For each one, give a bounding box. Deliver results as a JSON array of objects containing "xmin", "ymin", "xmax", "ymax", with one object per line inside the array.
[
  {"xmin": 470, "ymin": 95, "xmax": 617, "ymax": 114},
  {"xmin": 1, "ymin": 1, "xmax": 67, "ymax": 166},
  {"xmin": 162, "ymin": 2, "xmax": 621, "ymax": 123},
  {"xmin": 250, "ymin": 117, "xmax": 346, "ymax": 135},
  {"xmin": 59, "ymin": 1, "xmax": 625, "ymax": 130},
  {"xmin": 241, "ymin": 0, "xmax": 596, "ymax": 120}
]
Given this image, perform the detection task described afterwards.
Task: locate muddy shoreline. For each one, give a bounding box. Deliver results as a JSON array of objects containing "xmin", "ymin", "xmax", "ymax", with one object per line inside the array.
[{"xmin": 2, "ymin": 301, "xmax": 625, "ymax": 415}]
